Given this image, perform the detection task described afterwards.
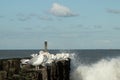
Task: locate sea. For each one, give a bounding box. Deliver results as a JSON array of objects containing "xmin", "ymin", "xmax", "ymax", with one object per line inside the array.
[{"xmin": 0, "ymin": 49, "xmax": 120, "ymax": 80}]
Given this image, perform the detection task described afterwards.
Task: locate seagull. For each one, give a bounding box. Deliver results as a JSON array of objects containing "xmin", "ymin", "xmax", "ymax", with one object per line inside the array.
[
  {"xmin": 20, "ymin": 59, "xmax": 30, "ymax": 64},
  {"xmin": 55, "ymin": 53, "xmax": 70, "ymax": 61},
  {"xmin": 45, "ymin": 54, "xmax": 56, "ymax": 65},
  {"xmin": 27, "ymin": 53, "xmax": 48, "ymax": 70},
  {"xmin": 39, "ymin": 51, "xmax": 51, "ymax": 66},
  {"xmin": 30, "ymin": 53, "xmax": 38, "ymax": 57},
  {"xmin": 51, "ymin": 54, "xmax": 56, "ymax": 60},
  {"xmin": 39, "ymin": 50, "xmax": 44, "ymax": 55},
  {"xmin": 63, "ymin": 53, "xmax": 70, "ymax": 60},
  {"xmin": 20, "ymin": 50, "xmax": 70, "ymax": 70},
  {"xmin": 20, "ymin": 59, "xmax": 30, "ymax": 68},
  {"xmin": 56, "ymin": 53, "xmax": 63, "ymax": 61}
]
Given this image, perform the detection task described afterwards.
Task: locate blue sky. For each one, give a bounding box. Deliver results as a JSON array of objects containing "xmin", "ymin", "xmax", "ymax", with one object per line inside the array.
[{"xmin": 0, "ymin": 0, "xmax": 120, "ymax": 49}]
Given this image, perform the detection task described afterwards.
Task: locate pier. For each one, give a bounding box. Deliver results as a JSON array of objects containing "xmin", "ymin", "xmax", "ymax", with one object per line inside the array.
[{"xmin": 0, "ymin": 58, "xmax": 70, "ymax": 80}]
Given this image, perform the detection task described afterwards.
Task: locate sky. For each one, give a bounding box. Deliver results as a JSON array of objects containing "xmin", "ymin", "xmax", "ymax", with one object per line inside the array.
[{"xmin": 0, "ymin": 0, "xmax": 120, "ymax": 49}]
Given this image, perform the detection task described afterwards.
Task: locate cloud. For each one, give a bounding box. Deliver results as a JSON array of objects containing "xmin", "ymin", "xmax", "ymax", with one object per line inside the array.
[
  {"xmin": 16, "ymin": 13, "xmax": 25, "ymax": 17},
  {"xmin": 16, "ymin": 13, "xmax": 30, "ymax": 21},
  {"xmin": 49, "ymin": 3, "xmax": 78, "ymax": 17},
  {"xmin": 0, "ymin": 15, "xmax": 4, "ymax": 18},
  {"xmin": 76, "ymin": 24, "xmax": 84, "ymax": 28},
  {"xmin": 97, "ymin": 40, "xmax": 111, "ymax": 44},
  {"xmin": 38, "ymin": 16, "xmax": 53, "ymax": 21},
  {"xmin": 18, "ymin": 17, "xmax": 30, "ymax": 21},
  {"xmin": 94, "ymin": 25, "xmax": 102, "ymax": 29},
  {"xmin": 107, "ymin": 9, "xmax": 120, "ymax": 14},
  {"xmin": 16, "ymin": 13, "xmax": 52, "ymax": 21},
  {"xmin": 29, "ymin": 13, "xmax": 53, "ymax": 21},
  {"xmin": 59, "ymin": 33, "xmax": 79, "ymax": 38},
  {"xmin": 113, "ymin": 27, "xmax": 120, "ymax": 30},
  {"xmin": 23, "ymin": 27, "xmax": 33, "ymax": 30}
]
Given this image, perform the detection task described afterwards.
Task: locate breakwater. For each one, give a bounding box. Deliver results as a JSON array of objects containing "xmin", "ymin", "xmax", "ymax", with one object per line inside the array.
[{"xmin": 0, "ymin": 58, "xmax": 70, "ymax": 80}]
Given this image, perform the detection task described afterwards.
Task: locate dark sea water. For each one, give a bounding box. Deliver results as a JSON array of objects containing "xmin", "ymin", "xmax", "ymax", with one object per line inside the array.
[
  {"xmin": 0, "ymin": 49, "xmax": 120, "ymax": 61},
  {"xmin": 1, "ymin": 49, "xmax": 120, "ymax": 80},
  {"xmin": 0, "ymin": 49, "xmax": 66, "ymax": 59}
]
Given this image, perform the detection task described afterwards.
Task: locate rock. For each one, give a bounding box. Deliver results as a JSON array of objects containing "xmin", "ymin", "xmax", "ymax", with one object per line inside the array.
[
  {"xmin": 51, "ymin": 62, "xmax": 57, "ymax": 80},
  {"xmin": 47, "ymin": 62, "xmax": 57, "ymax": 80},
  {"xmin": 2, "ymin": 60, "xmax": 9, "ymax": 71},
  {"xmin": 56, "ymin": 60, "xmax": 64, "ymax": 80},
  {"xmin": 12, "ymin": 74, "xmax": 21, "ymax": 80},
  {"xmin": 63, "ymin": 59, "xmax": 71, "ymax": 80},
  {"xmin": 0, "ymin": 71, "xmax": 7, "ymax": 80},
  {"xmin": 0, "ymin": 60, "xmax": 3, "ymax": 70},
  {"xmin": 0, "ymin": 58, "xmax": 71, "ymax": 80},
  {"xmin": 20, "ymin": 68, "xmax": 48, "ymax": 80}
]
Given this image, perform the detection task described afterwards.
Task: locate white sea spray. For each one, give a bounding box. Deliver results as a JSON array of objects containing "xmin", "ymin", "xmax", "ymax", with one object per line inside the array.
[{"xmin": 70, "ymin": 53, "xmax": 120, "ymax": 80}]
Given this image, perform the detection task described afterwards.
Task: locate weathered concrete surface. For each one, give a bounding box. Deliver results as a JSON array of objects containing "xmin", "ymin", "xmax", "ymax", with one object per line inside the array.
[{"xmin": 0, "ymin": 58, "xmax": 70, "ymax": 80}]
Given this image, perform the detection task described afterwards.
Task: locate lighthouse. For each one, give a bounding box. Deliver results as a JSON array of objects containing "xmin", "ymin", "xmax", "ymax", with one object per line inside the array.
[{"xmin": 44, "ymin": 40, "xmax": 48, "ymax": 52}]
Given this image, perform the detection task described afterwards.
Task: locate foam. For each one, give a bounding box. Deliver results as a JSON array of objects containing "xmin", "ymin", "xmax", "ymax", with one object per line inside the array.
[{"xmin": 70, "ymin": 53, "xmax": 120, "ymax": 80}]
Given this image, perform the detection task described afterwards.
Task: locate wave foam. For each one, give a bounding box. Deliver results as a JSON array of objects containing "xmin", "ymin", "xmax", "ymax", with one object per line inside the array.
[{"xmin": 70, "ymin": 54, "xmax": 120, "ymax": 80}]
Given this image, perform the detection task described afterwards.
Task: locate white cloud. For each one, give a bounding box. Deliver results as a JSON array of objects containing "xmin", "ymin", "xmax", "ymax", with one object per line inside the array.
[{"xmin": 49, "ymin": 3, "xmax": 78, "ymax": 17}]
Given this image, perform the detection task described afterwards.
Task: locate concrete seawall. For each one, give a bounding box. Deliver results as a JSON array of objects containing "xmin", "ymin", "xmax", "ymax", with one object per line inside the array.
[{"xmin": 0, "ymin": 58, "xmax": 70, "ymax": 80}]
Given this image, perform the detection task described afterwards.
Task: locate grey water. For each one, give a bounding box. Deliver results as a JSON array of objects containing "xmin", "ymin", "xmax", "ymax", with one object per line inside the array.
[{"xmin": 0, "ymin": 49, "xmax": 62, "ymax": 59}]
